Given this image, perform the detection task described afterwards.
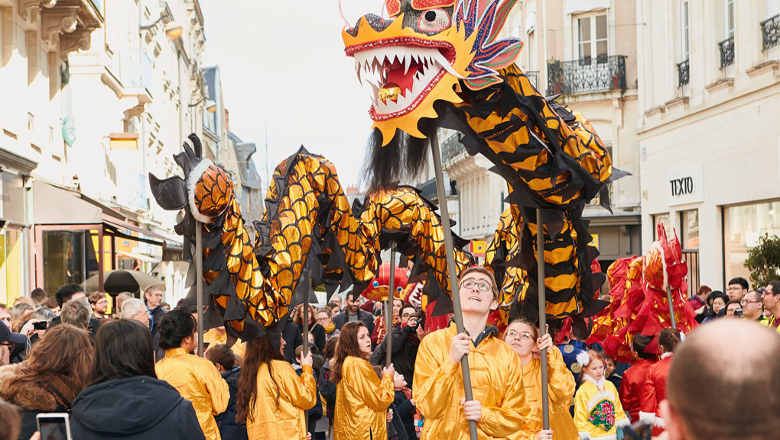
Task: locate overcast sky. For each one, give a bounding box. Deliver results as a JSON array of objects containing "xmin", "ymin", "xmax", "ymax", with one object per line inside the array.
[{"xmin": 200, "ymin": 0, "xmax": 380, "ymax": 190}]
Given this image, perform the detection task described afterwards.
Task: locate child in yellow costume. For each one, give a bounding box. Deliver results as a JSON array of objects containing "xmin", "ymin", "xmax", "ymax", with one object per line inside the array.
[
  {"xmin": 573, "ymin": 350, "xmax": 629, "ymax": 440},
  {"xmin": 503, "ymin": 319, "xmax": 579, "ymax": 440}
]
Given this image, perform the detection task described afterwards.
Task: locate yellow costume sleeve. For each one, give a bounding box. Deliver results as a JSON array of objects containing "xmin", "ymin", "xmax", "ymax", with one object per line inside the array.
[
  {"xmin": 573, "ymin": 386, "xmax": 591, "ymax": 439},
  {"xmin": 413, "ymin": 333, "xmax": 462, "ymax": 420},
  {"xmin": 547, "ymin": 348, "xmax": 576, "ymax": 405},
  {"xmin": 280, "ymin": 364, "xmax": 318, "ymax": 411},
  {"xmin": 478, "ymin": 354, "xmax": 529, "ymax": 438},
  {"xmin": 345, "ymin": 358, "xmax": 394, "ymax": 411},
  {"xmin": 203, "ymin": 362, "xmax": 230, "ymax": 416}
]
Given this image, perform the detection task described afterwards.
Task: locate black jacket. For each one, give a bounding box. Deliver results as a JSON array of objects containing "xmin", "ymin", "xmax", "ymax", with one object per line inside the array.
[
  {"xmin": 318, "ymin": 361, "xmax": 336, "ymax": 419},
  {"xmin": 70, "ymin": 376, "xmax": 205, "ymax": 440},
  {"xmin": 282, "ymin": 320, "xmax": 304, "ymax": 364},
  {"xmin": 148, "ymin": 304, "xmax": 167, "ymax": 346},
  {"xmin": 394, "ymin": 390, "xmax": 416, "ymax": 440},
  {"xmin": 215, "ymin": 367, "xmax": 248, "ymax": 440},
  {"xmin": 370, "ymin": 324, "xmax": 420, "ymax": 387},
  {"xmin": 332, "ymin": 309, "xmax": 375, "ymax": 334},
  {"xmin": 298, "ymin": 321, "xmax": 326, "ymax": 353}
]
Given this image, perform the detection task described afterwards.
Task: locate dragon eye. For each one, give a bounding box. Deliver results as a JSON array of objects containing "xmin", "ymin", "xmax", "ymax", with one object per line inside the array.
[{"xmin": 417, "ymin": 9, "xmax": 450, "ymax": 33}]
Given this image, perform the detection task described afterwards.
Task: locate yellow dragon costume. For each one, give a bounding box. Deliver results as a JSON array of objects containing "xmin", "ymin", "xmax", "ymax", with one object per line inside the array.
[
  {"xmin": 149, "ymin": 139, "xmax": 473, "ymax": 338},
  {"xmin": 342, "ymin": 0, "xmax": 624, "ymax": 321}
]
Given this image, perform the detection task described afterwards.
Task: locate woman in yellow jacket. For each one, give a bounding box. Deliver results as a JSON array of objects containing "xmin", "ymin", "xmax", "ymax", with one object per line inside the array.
[
  {"xmin": 235, "ymin": 333, "xmax": 317, "ymax": 439},
  {"xmin": 155, "ymin": 309, "xmax": 230, "ymax": 440},
  {"xmin": 331, "ymin": 321, "xmax": 395, "ymax": 440},
  {"xmin": 503, "ymin": 319, "xmax": 579, "ymax": 440}
]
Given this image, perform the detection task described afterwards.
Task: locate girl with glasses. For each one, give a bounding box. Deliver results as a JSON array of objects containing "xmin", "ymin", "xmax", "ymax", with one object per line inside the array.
[{"xmin": 503, "ymin": 319, "xmax": 579, "ymax": 440}]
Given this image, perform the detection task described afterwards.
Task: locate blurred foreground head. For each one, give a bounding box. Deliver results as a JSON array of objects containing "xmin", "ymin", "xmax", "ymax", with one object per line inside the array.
[{"xmin": 663, "ymin": 319, "xmax": 780, "ymax": 440}]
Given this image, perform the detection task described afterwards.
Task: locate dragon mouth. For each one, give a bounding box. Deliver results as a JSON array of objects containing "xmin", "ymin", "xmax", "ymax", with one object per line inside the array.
[{"xmin": 349, "ymin": 40, "xmax": 459, "ymax": 121}]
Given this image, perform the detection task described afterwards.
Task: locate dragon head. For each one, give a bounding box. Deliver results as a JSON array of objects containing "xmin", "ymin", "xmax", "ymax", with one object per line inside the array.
[{"xmin": 343, "ymin": 0, "xmax": 523, "ymax": 145}]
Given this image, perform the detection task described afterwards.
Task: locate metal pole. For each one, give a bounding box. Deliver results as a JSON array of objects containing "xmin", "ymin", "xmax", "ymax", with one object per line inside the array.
[
  {"xmin": 430, "ymin": 134, "xmax": 478, "ymax": 440},
  {"xmin": 385, "ymin": 242, "xmax": 396, "ymax": 368},
  {"xmin": 195, "ymin": 222, "xmax": 204, "ymax": 357},
  {"xmin": 666, "ymin": 285, "xmax": 677, "ymax": 329},
  {"xmin": 302, "ymin": 269, "xmax": 310, "ymax": 356},
  {"xmin": 536, "ymin": 209, "xmax": 550, "ymax": 430}
]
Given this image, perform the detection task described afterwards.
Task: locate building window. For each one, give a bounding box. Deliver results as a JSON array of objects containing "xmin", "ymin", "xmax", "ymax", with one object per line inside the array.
[
  {"xmin": 724, "ymin": 201, "xmax": 780, "ymax": 286},
  {"xmin": 681, "ymin": 0, "xmax": 690, "ymax": 62},
  {"xmin": 762, "ymin": 0, "xmax": 780, "ymax": 51},
  {"xmin": 653, "ymin": 213, "xmax": 671, "ymax": 240},
  {"xmin": 725, "ymin": 0, "xmax": 735, "ymax": 39},
  {"xmin": 680, "ymin": 210, "xmax": 699, "ymax": 250},
  {"xmin": 577, "ymin": 13, "xmax": 608, "ymax": 63}
]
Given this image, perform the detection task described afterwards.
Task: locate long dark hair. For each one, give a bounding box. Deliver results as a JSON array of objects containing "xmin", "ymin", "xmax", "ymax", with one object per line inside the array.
[
  {"xmin": 4, "ymin": 324, "xmax": 92, "ymax": 402},
  {"xmin": 235, "ymin": 335, "xmax": 284, "ymax": 423},
  {"xmin": 157, "ymin": 308, "xmax": 196, "ymax": 350},
  {"xmin": 91, "ymin": 320, "xmax": 156, "ymax": 385},
  {"xmin": 330, "ymin": 321, "xmax": 368, "ymax": 384}
]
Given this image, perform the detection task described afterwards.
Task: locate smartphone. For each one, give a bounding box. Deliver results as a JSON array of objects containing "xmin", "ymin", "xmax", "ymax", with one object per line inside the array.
[
  {"xmin": 37, "ymin": 413, "xmax": 72, "ymax": 440},
  {"xmin": 33, "ymin": 321, "xmax": 48, "ymax": 330}
]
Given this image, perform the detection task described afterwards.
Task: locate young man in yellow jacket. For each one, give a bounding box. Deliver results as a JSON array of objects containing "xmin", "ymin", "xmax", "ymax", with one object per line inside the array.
[{"xmin": 414, "ymin": 267, "xmax": 529, "ymax": 440}]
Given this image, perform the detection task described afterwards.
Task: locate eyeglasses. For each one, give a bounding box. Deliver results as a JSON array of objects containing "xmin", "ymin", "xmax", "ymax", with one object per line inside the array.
[
  {"xmin": 505, "ymin": 331, "xmax": 533, "ymax": 341},
  {"xmin": 460, "ymin": 280, "xmax": 492, "ymax": 292},
  {"xmin": 741, "ymin": 299, "xmax": 762, "ymax": 306},
  {"xmin": 401, "ymin": 312, "xmax": 413, "ymax": 318},
  {"xmin": 317, "ymin": 317, "xmax": 330, "ymax": 323},
  {"xmin": 728, "ymin": 286, "xmax": 744, "ymax": 291}
]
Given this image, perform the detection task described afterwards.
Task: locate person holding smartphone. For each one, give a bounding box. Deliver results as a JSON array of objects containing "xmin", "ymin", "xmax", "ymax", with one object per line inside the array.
[
  {"xmin": 69, "ymin": 319, "xmax": 205, "ymax": 439},
  {"xmin": 155, "ymin": 309, "xmax": 229, "ymax": 440}
]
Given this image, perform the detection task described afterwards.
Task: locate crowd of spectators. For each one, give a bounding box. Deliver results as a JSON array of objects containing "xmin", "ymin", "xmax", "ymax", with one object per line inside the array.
[{"xmin": 1, "ymin": 274, "xmax": 780, "ymax": 440}]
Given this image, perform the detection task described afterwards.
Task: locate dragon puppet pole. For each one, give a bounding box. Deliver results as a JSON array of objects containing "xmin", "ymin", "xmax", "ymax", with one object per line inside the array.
[
  {"xmin": 302, "ymin": 269, "xmax": 310, "ymax": 357},
  {"xmin": 666, "ymin": 285, "xmax": 677, "ymax": 329},
  {"xmin": 536, "ymin": 209, "xmax": 550, "ymax": 429},
  {"xmin": 385, "ymin": 241, "xmax": 396, "ymax": 368},
  {"xmin": 430, "ymin": 134, "xmax": 478, "ymax": 440},
  {"xmin": 196, "ymin": 221, "xmax": 204, "ymax": 358}
]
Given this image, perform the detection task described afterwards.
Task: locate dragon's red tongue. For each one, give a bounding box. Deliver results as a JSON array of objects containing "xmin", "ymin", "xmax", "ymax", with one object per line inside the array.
[{"xmin": 385, "ymin": 60, "xmax": 418, "ymax": 96}]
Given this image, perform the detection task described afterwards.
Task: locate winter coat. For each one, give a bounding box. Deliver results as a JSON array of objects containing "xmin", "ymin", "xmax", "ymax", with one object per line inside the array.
[
  {"xmin": 70, "ymin": 376, "xmax": 205, "ymax": 440},
  {"xmin": 319, "ymin": 361, "xmax": 337, "ymax": 419},
  {"xmin": 332, "ymin": 309, "xmax": 375, "ymax": 334},
  {"xmin": 214, "ymin": 367, "xmax": 248, "ymax": 440},
  {"xmin": 283, "ymin": 320, "xmax": 304, "ymax": 364},
  {"xmin": 371, "ymin": 323, "xmax": 420, "ymax": 387},
  {"xmin": 394, "ymin": 390, "xmax": 417, "ymax": 440},
  {"xmin": 297, "ymin": 321, "xmax": 326, "ymax": 353},
  {"xmin": 0, "ymin": 363, "xmax": 82, "ymax": 440}
]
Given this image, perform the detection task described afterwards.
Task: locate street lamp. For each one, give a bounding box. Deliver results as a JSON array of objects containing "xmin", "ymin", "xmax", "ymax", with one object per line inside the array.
[{"xmin": 140, "ymin": 13, "xmax": 182, "ymax": 39}]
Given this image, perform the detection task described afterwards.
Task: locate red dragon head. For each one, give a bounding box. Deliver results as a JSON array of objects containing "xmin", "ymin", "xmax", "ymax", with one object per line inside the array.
[{"xmin": 343, "ymin": 0, "xmax": 523, "ymax": 145}]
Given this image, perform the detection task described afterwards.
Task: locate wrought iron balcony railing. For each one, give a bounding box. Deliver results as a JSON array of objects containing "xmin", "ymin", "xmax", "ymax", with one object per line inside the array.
[
  {"xmin": 762, "ymin": 14, "xmax": 780, "ymax": 51},
  {"xmin": 525, "ymin": 71, "xmax": 539, "ymax": 90},
  {"xmin": 677, "ymin": 59, "xmax": 690, "ymax": 87},
  {"xmin": 546, "ymin": 55, "xmax": 627, "ymax": 96},
  {"xmin": 719, "ymin": 36, "xmax": 735, "ymax": 69}
]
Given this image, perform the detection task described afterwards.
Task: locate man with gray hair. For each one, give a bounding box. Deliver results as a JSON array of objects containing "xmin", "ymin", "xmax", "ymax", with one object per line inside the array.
[
  {"xmin": 61, "ymin": 298, "xmax": 93, "ymax": 331},
  {"xmin": 144, "ymin": 285, "xmax": 166, "ymax": 340},
  {"xmin": 660, "ymin": 319, "xmax": 780, "ymax": 440},
  {"xmin": 121, "ymin": 298, "xmax": 151, "ymax": 329}
]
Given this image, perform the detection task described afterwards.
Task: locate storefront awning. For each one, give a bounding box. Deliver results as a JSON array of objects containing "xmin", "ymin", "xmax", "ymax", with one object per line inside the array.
[
  {"xmin": 117, "ymin": 250, "xmax": 161, "ymax": 264},
  {"xmin": 33, "ymin": 180, "xmax": 103, "ymax": 224}
]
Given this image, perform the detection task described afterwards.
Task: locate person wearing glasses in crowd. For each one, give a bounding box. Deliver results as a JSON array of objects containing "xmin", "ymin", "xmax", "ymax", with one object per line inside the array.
[
  {"xmin": 317, "ymin": 307, "xmax": 339, "ymax": 340},
  {"xmin": 294, "ymin": 303, "xmax": 326, "ymax": 353},
  {"xmin": 121, "ymin": 299, "xmax": 152, "ymax": 329},
  {"xmin": 503, "ymin": 318, "xmax": 578, "ymax": 440},
  {"xmin": 724, "ymin": 299, "xmax": 742, "ymax": 317},
  {"xmin": 740, "ymin": 290, "xmax": 767, "ymax": 323},
  {"xmin": 760, "ymin": 280, "xmax": 780, "ymax": 333},
  {"xmin": 726, "ymin": 277, "xmax": 749, "ymax": 302},
  {"xmin": 414, "ymin": 266, "xmax": 528, "ymax": 440}
]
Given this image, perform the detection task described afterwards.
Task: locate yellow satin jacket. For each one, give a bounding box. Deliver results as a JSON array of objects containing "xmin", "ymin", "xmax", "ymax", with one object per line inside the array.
[
  {"xmin": 247, "ymin": 360, "xmax": 317, "ymax": 440},
  {"xmin": 155, "ymin": 348, "xmax": 229, "ymax": 440},
  {"xmin": 511, "ymin": 348, "xmax": 579, "ymax": 440},
  {"xmin": 203, "ymin": 328, "xmax": 246, "ymax": 358},
  {"xmin": 333, "ymin": 356, "xmax": 394, "ymax": 440},
  {"xmin": 413, "ymin": 323, "xmax": 529, "ymax": 440}
]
